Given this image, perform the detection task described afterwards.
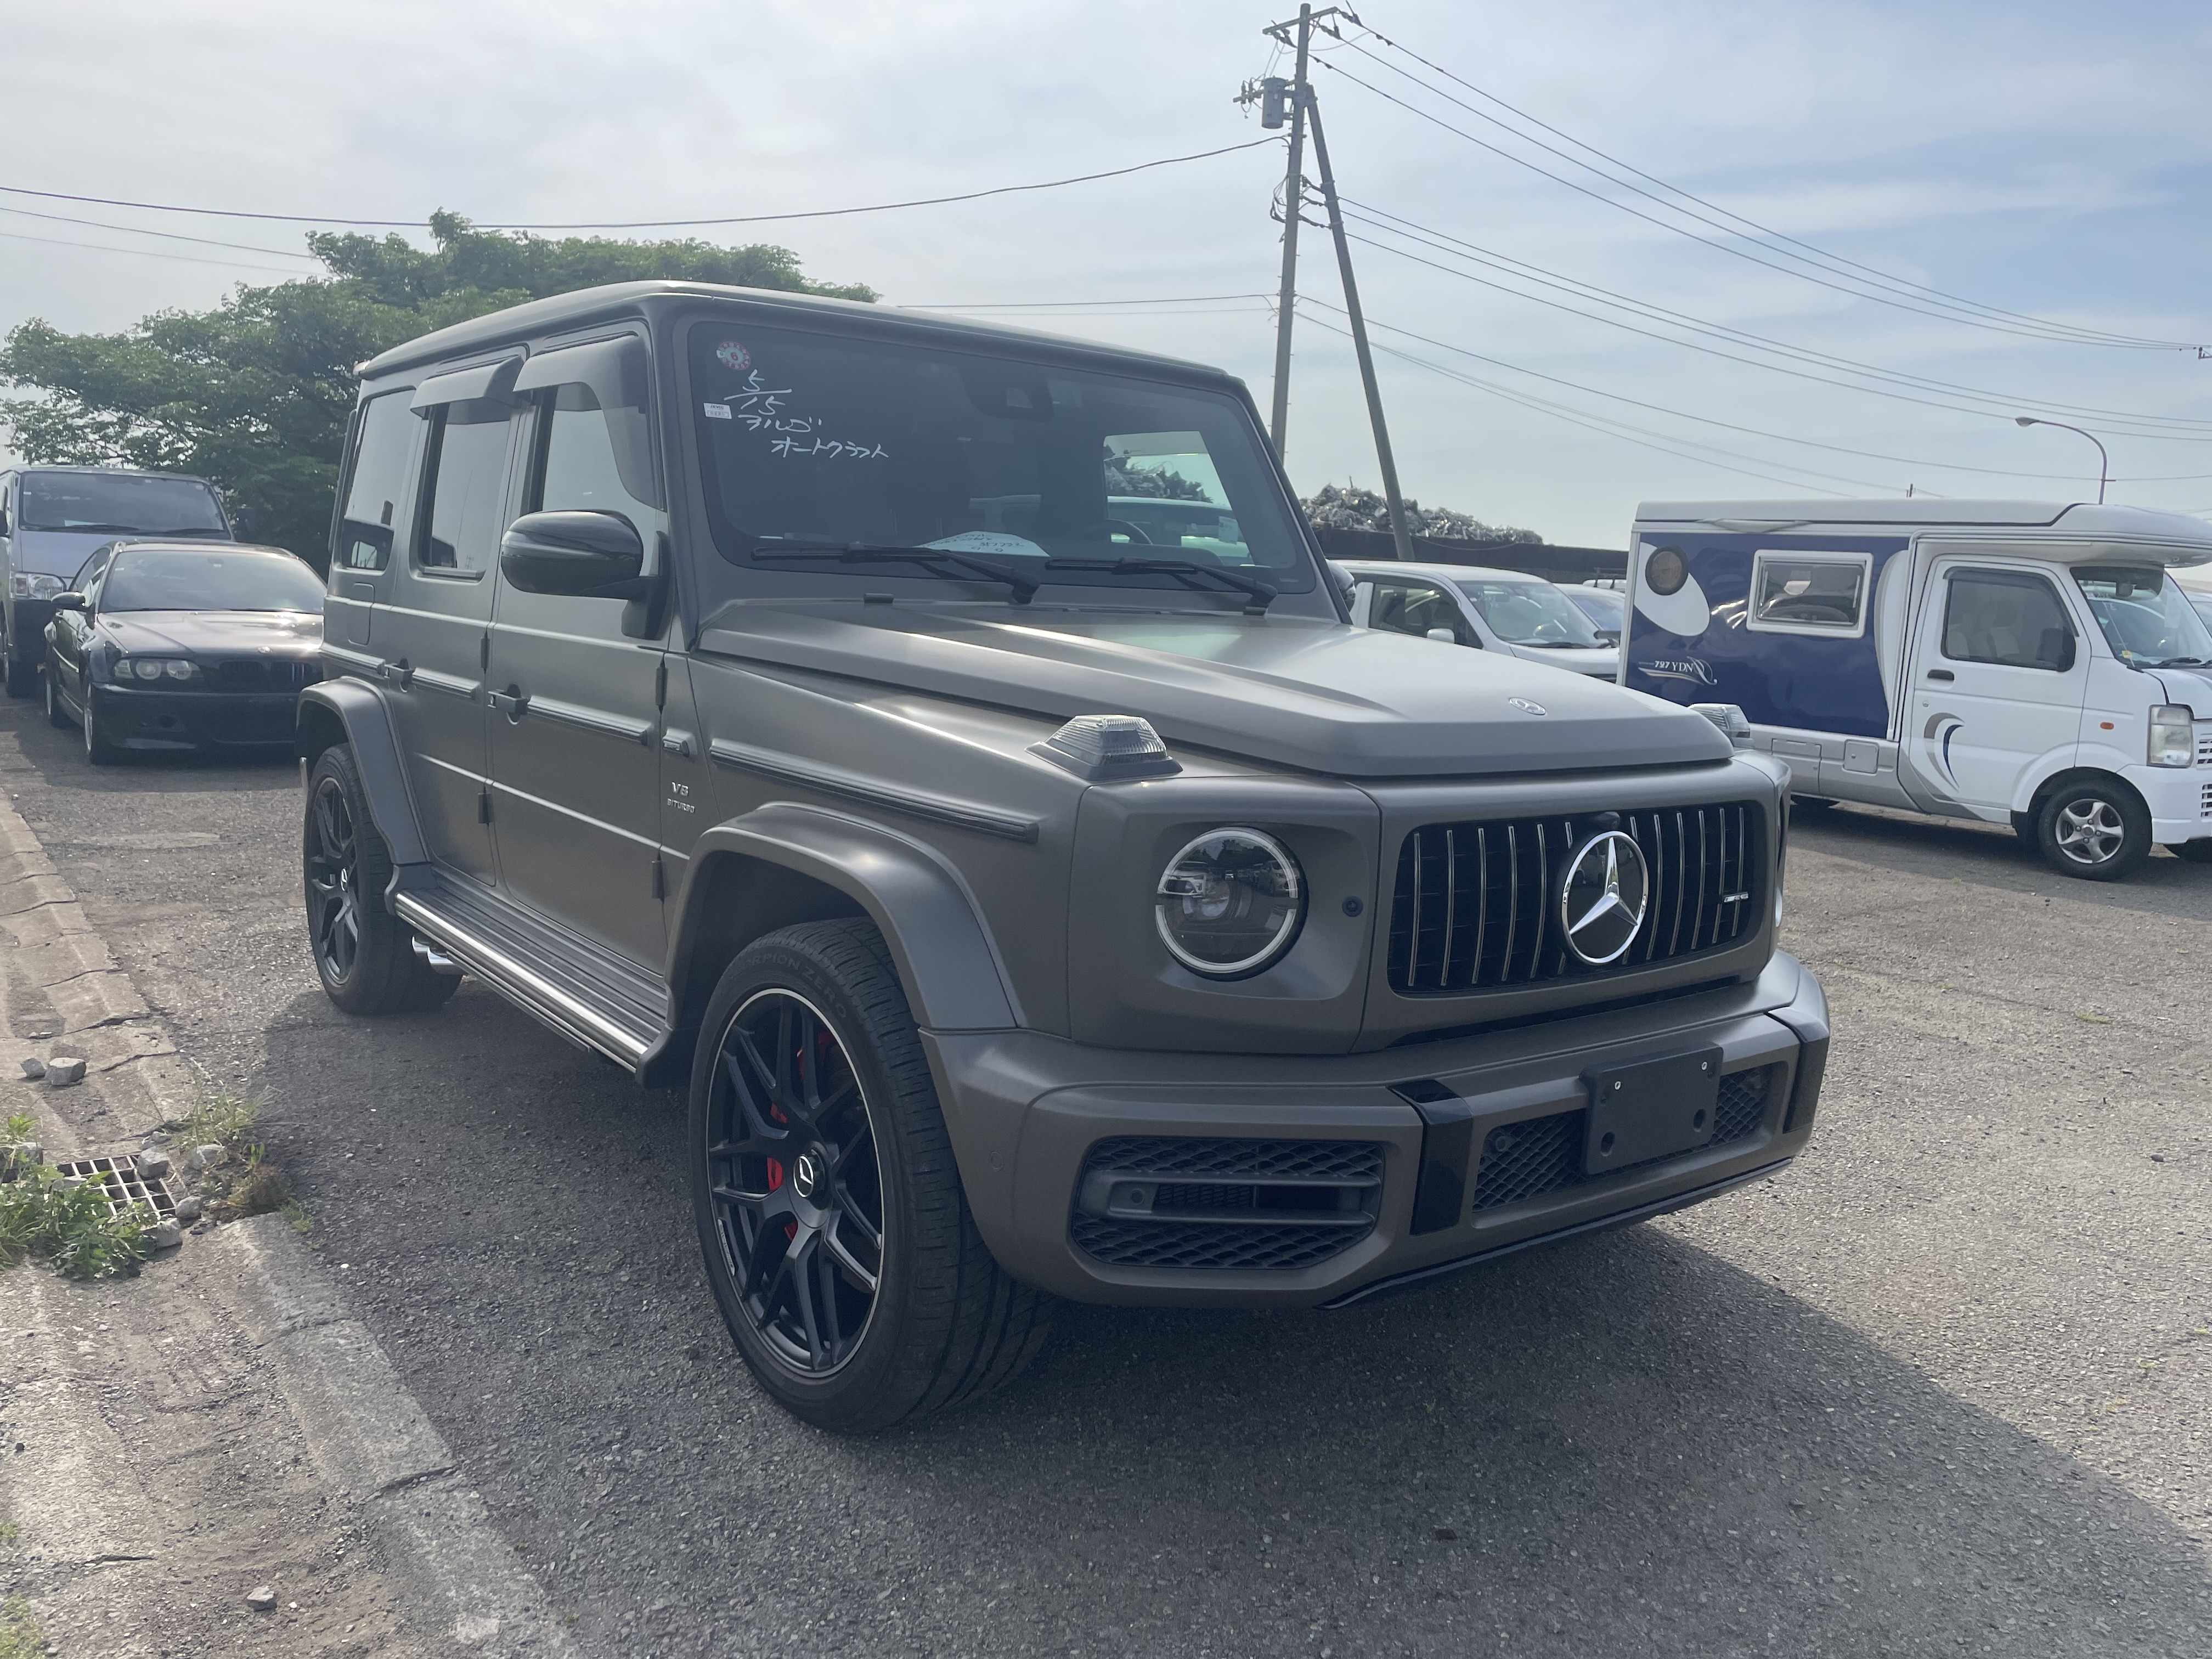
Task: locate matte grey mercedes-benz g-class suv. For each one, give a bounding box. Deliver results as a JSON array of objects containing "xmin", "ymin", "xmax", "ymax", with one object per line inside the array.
[{"xmin": 298, "ymin": 281, "xmax": 1829, "ymax": 1431}]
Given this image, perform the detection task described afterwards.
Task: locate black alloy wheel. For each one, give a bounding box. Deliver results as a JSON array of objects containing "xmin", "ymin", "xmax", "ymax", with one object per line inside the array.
[
  {"xmin": 2035, "ymin": 777, "xmax": 2150, "ymax": 882},
  {"xmin": 302, "ymin": 744, "xmax": 459, "ymax": 1014},
  {"xmin": 306, "ymin": 773, "xmax": 364, "ymax": 985},
  {"xmin": 704, "ymin": 988, "xmax": 887, "ymax": 1378},
  {"xmin": 689, "ymin": 919, "xmax": 1049, "ymax": 1432}
]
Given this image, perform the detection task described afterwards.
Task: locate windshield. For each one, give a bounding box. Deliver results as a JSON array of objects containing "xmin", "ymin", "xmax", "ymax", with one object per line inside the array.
[
  {"xmin": 1455, "ymin": 577, "xmax": 1606, "ymax": 647},
  {"xmin": 100, "ymin": 550, "xmax": 323, "ymax": 613},
  {"xmin": 1564, "ymin": 586, "xmax": 1624, "ymax": 633},
  {"xmin": 2074, "ymin": 567, "xmax": 2212, "ymax": 668},
  {"xmin": 22, "ymin": 472, "xmax": 227, "ymax": 535},
  {"xmin": 687, "ymin": 321, "xmax": 1314, "ymax": 603}
]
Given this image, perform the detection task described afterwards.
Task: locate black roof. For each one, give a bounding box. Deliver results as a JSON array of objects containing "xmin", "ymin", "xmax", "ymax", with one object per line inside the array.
[{"xmin": 356, "ymin": 280, "xmax": 1235, "ymax": 386}]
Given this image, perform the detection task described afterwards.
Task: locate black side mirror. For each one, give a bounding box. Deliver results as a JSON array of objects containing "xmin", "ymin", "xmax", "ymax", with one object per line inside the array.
[
  {"xmin": 234, "ymin": 505, "xmax": 258, "ymax": 537},
  {"xmin": 0, "ymin": 507, "xmax": 11, "ymax": 537},
  {"xmin": 499, "ymin": 511, "xmax": 650, "ymax": 598},
  {"xmin": 50, "ymin": 592, "xmax": 87, "ymax": 613}
]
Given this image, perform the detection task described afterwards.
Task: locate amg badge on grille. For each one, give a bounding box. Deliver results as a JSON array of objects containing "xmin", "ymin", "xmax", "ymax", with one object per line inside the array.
[{"xmin": 1559, "ymin": 831, "xmax": 1650, "ymax": 965}]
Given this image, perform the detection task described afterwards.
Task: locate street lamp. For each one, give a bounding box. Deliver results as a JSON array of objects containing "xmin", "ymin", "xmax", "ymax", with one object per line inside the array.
[{"xmin": 2015, "ymin": 416, "xmax": 2108, "ymax": 504}]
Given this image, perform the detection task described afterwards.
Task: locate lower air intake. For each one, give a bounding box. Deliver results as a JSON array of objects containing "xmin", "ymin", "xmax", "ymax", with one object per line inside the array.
[{"xmin": 1070, "ymin": 1136, "xmax": 1383, "ymax": 1272}]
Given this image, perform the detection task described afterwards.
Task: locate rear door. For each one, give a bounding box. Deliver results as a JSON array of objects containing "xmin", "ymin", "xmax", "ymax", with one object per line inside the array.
[
  {"xmin": 1908, "ymin": 560, "xmax": 2087, "ymax": 813},
  {"xmin": 483, "ymin": 335, "xmax": 668, "ymax": 967},
  {"xmin": 378, "ymin": 376, "xmax": 515, "ymax": 883}
]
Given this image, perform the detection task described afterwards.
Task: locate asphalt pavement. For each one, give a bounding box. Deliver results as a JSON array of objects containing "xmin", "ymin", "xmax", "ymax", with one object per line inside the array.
[{"xmin": 2, "ymin": 697, "xmax": 2207, "ymax": 1658}]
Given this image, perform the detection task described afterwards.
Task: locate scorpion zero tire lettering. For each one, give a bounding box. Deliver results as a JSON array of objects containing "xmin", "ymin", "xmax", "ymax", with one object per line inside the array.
[
  {"xmin": 303, "ymin": 744, "xmax": 460, "ymax": 1015},
  {"xmin": 689, "ymin": 918, "xmax": 1049, "ymax": 1432}
]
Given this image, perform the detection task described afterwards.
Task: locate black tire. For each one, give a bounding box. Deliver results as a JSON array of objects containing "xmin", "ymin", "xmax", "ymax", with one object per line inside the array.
[
  {"xmin": 303, "ymin": 744, "xmax": 460, "ymax": 1014},
  {"xmin": 2165, "ymin": 840, "xmax": 2212, "ymax": 865},
  {"xmin": 81, "ymin": 691, "xmax": 120, "ymax": 764},
  {"xmin": 3, "ymin": 648, "xmax": 33, "ymax": 700},
  {"xmin": 2035, "ymin": 777, "xmax": 2151, "ymax": 882},
  {"xmin": 43, "ymin": 668, "xmax": 67, "ymax": 730},
  {"xmin": 1790, "ymin": 795, "xmax": 1836, "ymax": 812},
  {"xmin": 690, "ymin": 918, "xmax": 1049, "ymax": 1432}
]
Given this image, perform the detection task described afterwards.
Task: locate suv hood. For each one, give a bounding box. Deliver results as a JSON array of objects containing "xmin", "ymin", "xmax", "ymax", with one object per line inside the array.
[{"xmin": 699, "ymin": 604, "xmax": 1730, "ymax": 777}]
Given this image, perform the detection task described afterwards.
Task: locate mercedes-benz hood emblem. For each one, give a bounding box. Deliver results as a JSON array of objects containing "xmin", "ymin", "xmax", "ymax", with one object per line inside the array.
[{"xmin": 1559, "ymin": 830, "xmax": 1650, "ymax": 966}]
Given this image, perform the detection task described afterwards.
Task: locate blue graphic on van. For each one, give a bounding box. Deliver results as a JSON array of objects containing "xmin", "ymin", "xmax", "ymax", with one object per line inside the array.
[
  {"xmin": 1624, "ymin": 533, "xmax": 1909, "ymax": 738},
  {"xmin": 1922, "ymin": 712, "xmax": 1965, "ymax": 787}
]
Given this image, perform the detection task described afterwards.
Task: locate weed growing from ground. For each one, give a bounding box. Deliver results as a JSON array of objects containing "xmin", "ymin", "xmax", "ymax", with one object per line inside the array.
[
  {"xmin": 0, "ymin": 1164, "xmax": 145, "ymax": 1281},
  {"xmin": 174, "ymin": 1090, "xmax": 264, "ymax": 1154},
  {"xmin": 0, "ymin": 1595, "xmax": 46, "ymax": 1658}
]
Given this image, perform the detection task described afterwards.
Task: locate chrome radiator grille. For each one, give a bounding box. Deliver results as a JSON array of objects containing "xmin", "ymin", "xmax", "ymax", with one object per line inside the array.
[{"xmin": 1386, "ymin": 802, "xmax": 1763, "ymax": 995}]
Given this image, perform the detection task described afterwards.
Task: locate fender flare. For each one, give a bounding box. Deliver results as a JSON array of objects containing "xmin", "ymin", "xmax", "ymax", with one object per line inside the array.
[
  {"xmin": 2010, "ymin": 747, "xmax": 2137, "ymax": 817},
  {"xmin": 669, "ymin": 803, "xmax": 1023, "ymax": 1036},
  {"xmin": 297, "ymin": 679, "xmax": 432, "ymax": 877}
]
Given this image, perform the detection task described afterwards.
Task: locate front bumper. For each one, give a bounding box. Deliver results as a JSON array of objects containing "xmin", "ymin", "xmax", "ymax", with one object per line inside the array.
[
  {"xmin": 89, "ymin": 682, "xmax": 303, "ymax": 751},
  {"xmin": 2126, "ymin": 760, "xmax": 2212, "ymax": 844},
  {"xmin": 926, "ymin": 952, "xmax": 1828, "ymax": 1307}
]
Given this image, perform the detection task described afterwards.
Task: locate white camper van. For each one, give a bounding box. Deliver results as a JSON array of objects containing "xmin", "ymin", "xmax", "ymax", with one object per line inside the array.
[{"xmin": 1622, "ymin": 500, "xmax": 2212, "ymax": 881}]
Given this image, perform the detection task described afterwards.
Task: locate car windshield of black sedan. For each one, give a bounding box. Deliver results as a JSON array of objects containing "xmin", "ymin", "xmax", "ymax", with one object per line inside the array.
[
  {"xmin": 22, "ymin": 473, "xmax": 227, "ymax": 535},
  {"xmin": 686, "ymin": 321, "xmax": 1314, "ymax": 601},
  {"xmin": 99, "ymin": 551, "xmax": 323, "ymax": 613}
]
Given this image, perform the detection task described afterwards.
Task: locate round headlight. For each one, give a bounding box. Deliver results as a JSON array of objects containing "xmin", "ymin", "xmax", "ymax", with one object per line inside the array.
[
  {"xmin": 133, "ymin": 659, "xmax": 165, "ymax": 681},
  {"xmin": 1645, "ymin": 546, "xmax": 1688, "ymax": 596},
  {"xmin": 1154, "ymin": 828, "xmax": 1305, "ymax": 978},
  {"xmin": 163, "ymin": 659, "xmax": 194, "ymax": 680}
]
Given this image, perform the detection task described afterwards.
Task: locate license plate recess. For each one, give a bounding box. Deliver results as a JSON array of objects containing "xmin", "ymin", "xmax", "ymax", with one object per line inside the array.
[{"xmin": 1582, "ymin": 1046, "xmax": 1722, "ymax": 1174}]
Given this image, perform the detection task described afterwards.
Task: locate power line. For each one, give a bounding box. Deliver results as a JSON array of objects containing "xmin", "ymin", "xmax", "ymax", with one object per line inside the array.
[
  {"xmin": 0, "ymin": 227, "xmax": 304, "ymax": 276},
  {"xmin": 1340, "ymin": 200, "xmax": 2212, "ymax": 435},
  {"xmin": 1347, "ymin": 25, "xmax": 2198, "ymax": 353},
  {"xmin": 0, "ymin": 138, "xmax": 1282, "ymax": 233},
  {"xmin": 1310, "ymin": 51, "xmax": 2203, "ymax": 355},
  {"xmin": 1302, "ymin": 311, "xmax": 1880, "ymax": 495},
  {"xmin": 1299, "ymin": 295, "xmax": 2198, "ymax": 484},
  {"xmin": 0, "ymin": 202, "xmax": 318, "ymax": 261},
  {"xmin": 1344, "ymin": 222, "xmax": 2212, "ymax": 443}
]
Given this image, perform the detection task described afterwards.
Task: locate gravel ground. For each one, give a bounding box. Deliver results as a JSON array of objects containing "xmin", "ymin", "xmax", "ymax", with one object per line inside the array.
[{"xmin": 2, "ymin": 699, "xmax": 2208, "ymax": 1657}]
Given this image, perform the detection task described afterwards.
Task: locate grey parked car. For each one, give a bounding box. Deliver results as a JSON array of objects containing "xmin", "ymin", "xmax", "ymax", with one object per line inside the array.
[
  {"xmin": 0, "ymin": 466, "xmax": 236, "ymax": 697},
  {"xmin": 298, "ymin": 281, "xmax": 1830, "ymax": 1431}
]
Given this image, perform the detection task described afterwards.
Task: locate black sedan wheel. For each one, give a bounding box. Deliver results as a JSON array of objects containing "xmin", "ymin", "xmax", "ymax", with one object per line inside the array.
[
  {"xmin": 81, "ymin": 690, "xmax": 119, "ymax": 764},
  {"xmin": 303, "ymin": 744, "xmax": 459, "ymax": 1014},
  {"xmin": 43, "ymin": 668, "xmax": 67, "ymax": 730},
  {"xmin": 691, "ymin": 919, "xmax": 1049, "ymax": 1432}
]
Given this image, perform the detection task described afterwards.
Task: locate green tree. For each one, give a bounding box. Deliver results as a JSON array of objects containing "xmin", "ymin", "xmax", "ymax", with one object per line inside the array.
[{"xmin": 0, "ymin": 212, "xmax": 874, "ymax": 565}]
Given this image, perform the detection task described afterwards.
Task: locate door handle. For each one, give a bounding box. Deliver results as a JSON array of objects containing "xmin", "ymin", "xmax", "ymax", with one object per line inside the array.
[
  {"xmin": 1926, "ymin": 669, "xmax": 1954, "ymax": 682},
  {"xmin": 488, "ymin": 685, "xmax": 529, "ymax": 721}
]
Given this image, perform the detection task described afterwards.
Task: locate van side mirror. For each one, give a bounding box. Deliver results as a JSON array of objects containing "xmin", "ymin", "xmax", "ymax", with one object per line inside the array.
[
  {"xmin": 499, "ymin": 511, "xmax": 648, "ymax": 598},
  {"xmin": 1425, "ymin": 627, "xmax": 1458, "ymax": 644},
  {"xmin": 0, "ymin": 507, "xmax": 10, "ymax": 536},
  {"xmin": 234, "ymin": 505, "xmax": 257, "ymax": 537}
]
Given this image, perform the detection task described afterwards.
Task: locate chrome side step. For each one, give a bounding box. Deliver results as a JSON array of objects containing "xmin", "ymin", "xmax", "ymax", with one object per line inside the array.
[{"xmin": 394, "ymin": 891, "xmax": 655, "ymax": 1069}]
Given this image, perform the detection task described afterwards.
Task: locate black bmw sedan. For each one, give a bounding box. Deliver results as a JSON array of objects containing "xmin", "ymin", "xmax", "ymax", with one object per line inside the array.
[{"xmin": 42, "ymin": 541, "xmax": 324, "ymax": 763}]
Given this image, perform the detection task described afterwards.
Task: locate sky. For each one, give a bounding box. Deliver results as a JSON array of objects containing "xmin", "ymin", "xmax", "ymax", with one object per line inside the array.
[{"xmin": 2, "ymin": 0, "xmax": 2208, "ymax": 548}]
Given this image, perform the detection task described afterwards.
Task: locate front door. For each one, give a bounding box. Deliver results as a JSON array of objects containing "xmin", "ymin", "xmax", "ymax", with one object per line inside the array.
[
  {"xmin": 485, "ymin": 370, "xmax": 668, "ymax": 968},
  {"xmin": 1908, "ymin": 560, "xmax": 2087, "ymax": 814}
]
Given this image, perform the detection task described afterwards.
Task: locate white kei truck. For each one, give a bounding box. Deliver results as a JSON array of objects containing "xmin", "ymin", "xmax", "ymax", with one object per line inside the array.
[{"xmin": 1621, "ymin": 500, "xmax": 2212, "ymax": 880}]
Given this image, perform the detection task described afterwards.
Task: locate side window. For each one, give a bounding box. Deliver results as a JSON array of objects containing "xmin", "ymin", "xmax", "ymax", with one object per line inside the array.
[
  {"xmin": 70, "ymin": 548, "xmax": 112, "ymax": 596},
  {"xmin": 336, "ymin": 393, "xmax": 419, "ymax": 573},
  {"xmin": 1370, "ymin": 580, "xmax": 1471, "ymax": 645},
  {"xmin": 1746, "ymin": 550, "xmax": 1872, "ymax": 637},
  {"xmin": 416, "ymin": 399, "xmax": 515, "ymax": 575},
  {"xmin": 1943, "ymin": 569, "xmax": 2076, "ymax": 672},
  {"xmin": 531, "ymin": 384, "xmax": 659, "ymax": 552}
]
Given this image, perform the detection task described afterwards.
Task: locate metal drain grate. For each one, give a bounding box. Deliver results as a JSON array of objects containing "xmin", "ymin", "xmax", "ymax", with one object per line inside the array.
[{"xmin": 52, "ymin": 1157, "xmax": 176, "ymax": 1221}]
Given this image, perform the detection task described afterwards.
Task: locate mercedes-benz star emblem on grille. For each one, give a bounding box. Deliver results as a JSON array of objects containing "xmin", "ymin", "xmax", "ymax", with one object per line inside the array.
[
  {"xmin": 1559, "ymin": 830, "xmax": 1650, "ymax": 966},
  {"xmin": 1508, "ymin": 696, "xmax": 1547, "ymax": 716}
]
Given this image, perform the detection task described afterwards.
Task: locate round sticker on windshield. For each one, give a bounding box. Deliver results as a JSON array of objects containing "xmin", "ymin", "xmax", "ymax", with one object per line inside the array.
[{"xmin": 714, "ymin": 340, "xmax": 752, "ymax": 373}]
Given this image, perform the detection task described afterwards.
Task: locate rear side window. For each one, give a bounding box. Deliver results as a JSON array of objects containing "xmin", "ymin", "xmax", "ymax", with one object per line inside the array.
[
  {"xmin": 1746, "ymin": 550, "xmax": 1872, "ymax": 637},
  {"xmin": 335, "ymin": 393, "xmax": 416, "ymax": 573},
  {"xmin": 1943, "ymin": 569, "xmax": 2075, "ymax": 672},
  {"xmin": 416, "ymin": 399, "xmax": 514, "ymax": 575}
]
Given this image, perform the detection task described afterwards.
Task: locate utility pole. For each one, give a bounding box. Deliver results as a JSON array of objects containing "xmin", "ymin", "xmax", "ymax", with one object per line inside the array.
[
  {"xmin": 1261, "ymin": 6, "xmax": 1313, "ymax": 456},
  {"xmin": 1305, "ymin": 92, "xmax": 1415, "ymax": 562}
]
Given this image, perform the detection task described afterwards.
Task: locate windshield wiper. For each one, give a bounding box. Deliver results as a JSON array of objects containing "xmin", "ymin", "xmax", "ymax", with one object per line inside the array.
[
  {"xmin": 1042, "ymin": 557, "xmax": 1279, "ymax": 613},
  {"xmin": 2151, "ymin": 656, "xmax": 2209, "ymax": 667},
  {"xmin": 32, "ymin": 522, "xmax": 143, "ymax": 534},
  {"xmin": 746, "ymin": 539, "xmax": 1039, "ymax": 603}
]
